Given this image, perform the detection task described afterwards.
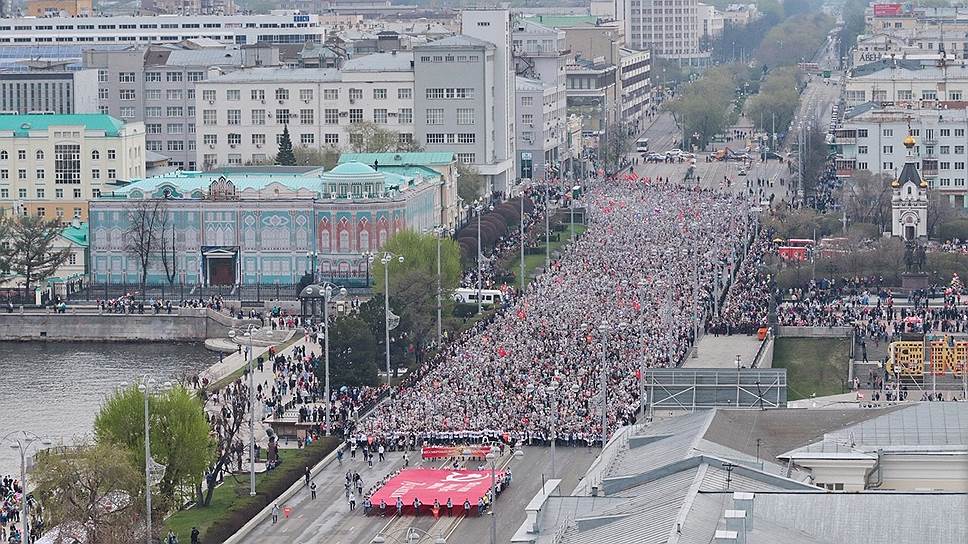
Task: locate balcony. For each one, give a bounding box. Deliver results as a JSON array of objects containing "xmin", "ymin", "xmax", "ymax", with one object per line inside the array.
[
  {"xmin": 833, "ymin": 136, "xmax": 857, "ymax": 145},
  {"xmin": 836, "ymin": 167, "xmax": 855, "ymax": 177}
]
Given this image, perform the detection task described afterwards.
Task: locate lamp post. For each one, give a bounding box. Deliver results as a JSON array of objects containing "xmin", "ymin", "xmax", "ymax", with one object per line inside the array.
[
  {"xmin": 474, "ymin": 201, "xmax": 493, "ymax": 315},
  {"xmin": 365, "ymin": 251, "xmax": 404, "ymax": 386},
  {"xmin": 3, "ymin": 431, "xmax": 51, "ymax": 544},
  {"xmin": 637, "ymin": 278, "xmax": 648, "ymax": 421},
  {"xmin": 518, "ymin": 180, "xmax": 528, "ymax": 290},
  {"xmin": 321, "ymin": 282, "xmax": 346, "ymax": 435},
  {"xmin": 229, "ymin": 325, "xmax": 260, "ymax": 495},
  {"xmin": 125, "ymin": 375, "xmax": 171, "ymax": 543},
  {"xmin": 432, "ymin": 226, "xmax": 449, "ymax": 346},
  {"xmin": 485, "ymin": 445, "xmax": 525, "ymax": 544},
  {"xmin": 598, "ymin": 320, "xmax": 610, "ymax": 450}
]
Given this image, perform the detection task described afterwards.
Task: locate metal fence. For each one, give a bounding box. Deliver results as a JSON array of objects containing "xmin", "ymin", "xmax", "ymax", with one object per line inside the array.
[
  {"xmin": 645, "ymin": 368, "xmax": 788, "ymax": 411},
  {"xmin": 69, "ymin": 281, "xmax": 371, "ymax": 304}
]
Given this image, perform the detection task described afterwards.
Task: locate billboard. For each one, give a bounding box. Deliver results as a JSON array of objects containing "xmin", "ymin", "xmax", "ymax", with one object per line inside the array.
[{"xmin": 873, "ymin": 3, "xmax": 903, "ymax": 16}]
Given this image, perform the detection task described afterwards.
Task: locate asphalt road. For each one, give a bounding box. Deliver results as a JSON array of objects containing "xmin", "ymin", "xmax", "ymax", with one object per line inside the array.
[{"xmin": 236, "ymin": 445, "xmax": 596, "ymax": 544}]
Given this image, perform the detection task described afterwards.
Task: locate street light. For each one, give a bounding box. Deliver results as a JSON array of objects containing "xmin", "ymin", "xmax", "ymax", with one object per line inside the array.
[
  {"xmin": 305, "ymin": 251, "xmax": 319, "ymax": 282},
  {"xmin": 432, "ymin": 226, "xmax": 450, "ymax": 346},
  {"xmin": 3, "ymin": 431, "xmax": 51, "ymax": 544},
  {"xmin": 229, "ymin": 325, "xmax": 260, "ymax": 495},
  {"xmin": 486, "ymin": 445, "xmax": 525, "ymax": 544},
  {"xmin": 132, "ymin": 375, "xmax": 171, "ymax": 542},
  {"xmin": 364, "ymin": 251, "xmax": 405, "ymax": 386},
  {"xmin": 319, "ymin": 282, "xmax": 347, "ymax": 436},
  {"xmin": 474, "ymin": 200, "xmax": 494, "ymax": 315},
  {"xmin": 636, "ymin": 278, "xmax": 648, "ymax": 421},
  {"xmin": 598, "ymin": 320, "xmax": 611, "ymax": 450},
  {"xmin": 517, "ymin": 180, "xmax": 528, "ymax": 291}
]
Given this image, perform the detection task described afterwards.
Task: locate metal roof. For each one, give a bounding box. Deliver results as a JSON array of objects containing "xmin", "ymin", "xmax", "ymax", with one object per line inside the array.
[
  {"xmin": 338, "ymin": 152, "xmax": 455, "ymax": 166},
  {"xmin": 418, "ymin": 34, "xmax": 495, "ymax": 50},
  {"xmin": 207, "ymin": 67, "xmax": 340, "ymax": 83},
  {"xmin": 342, "ymin": 51, "xmax": 414, "ymax": 72},
  {"xmin": 0, "ymin": 114, "xmax": 125, "ymax": 136}
]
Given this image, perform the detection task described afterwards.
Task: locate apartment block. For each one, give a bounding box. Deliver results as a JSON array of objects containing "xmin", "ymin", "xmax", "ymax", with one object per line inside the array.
[
  {"xmin": 515, "ymin": 77, "xmax": 558, "ymax": 180},
  {"xmin": 0, "ymin": 114, "xmax": 145, "ymax": 222},
  {"xmin": 624, "ymin": 0, "xmax": 711, "ymax": 65},
  {"xmin": 194, "ymin": 52, "xmax": 416, "ymax": 169}
]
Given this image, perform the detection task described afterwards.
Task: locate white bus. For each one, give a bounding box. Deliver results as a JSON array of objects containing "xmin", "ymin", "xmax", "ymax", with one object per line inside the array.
[
  {"xmin": 453, "ymin": 288, "xmax": 504, "ymax": 307},
  {"xmin": 635, "ymin": 137, "xmax": 650, "ymax": 153}
]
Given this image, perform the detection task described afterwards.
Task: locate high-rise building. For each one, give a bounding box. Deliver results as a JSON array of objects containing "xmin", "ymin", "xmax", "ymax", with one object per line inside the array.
[{"xmin": 623, "ymin": 0, "xmax": 711, "ymax": 66}]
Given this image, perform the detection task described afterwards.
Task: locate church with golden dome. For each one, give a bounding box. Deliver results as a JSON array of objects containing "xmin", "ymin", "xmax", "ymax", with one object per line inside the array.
[{"xmin": 891, "ymin": 133, "xmax": 929, "ymax": 240}]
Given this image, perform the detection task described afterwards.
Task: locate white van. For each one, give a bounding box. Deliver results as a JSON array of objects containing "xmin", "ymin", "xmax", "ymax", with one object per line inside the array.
[{"xmin": 453, "ymin": 288, "xmax": 504, "ymax": 306}]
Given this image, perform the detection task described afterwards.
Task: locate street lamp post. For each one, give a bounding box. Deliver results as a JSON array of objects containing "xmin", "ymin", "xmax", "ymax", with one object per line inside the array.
[
  {"xmin": 306, "ymin": 251, "xmax": 319, "ymax": 282},
  {"xmin": 518, "ymin": 180, "xmax": 527, "ymax": 290},
  {"xmin": 365, "ymin": 251, "xmax": 405, "ymax": 386},
  {"xmin": 432, "ymin": 226, "xmax": 449, "ymax": 346},
  {"xmin": 474, "ymin": 201, "xmax": 492, "ymax": 315},
  {"xmin": 485, "ymin": 445, "xmax": 525, "ymax": 544},
  {"xmin": 130, "ymin": 375, "xmax": 171, "ymax": 543},
  {"xmin": 4, "ymin": 431, "xmax": 51, "ymax": 544},
  {"xmin": 229, "ymin": 325, "xmax": 260, "ymax": 496},
  {"xmin": 637, "ymin": 278, "xmax": 648, "ymax": 421},
  {"xmin": 598, "ymin": 320, "xmax": 610, "ymax": 450},
  {"xmin": 320, "ymin": 282, "xmax": 346, "ymax": 436}
]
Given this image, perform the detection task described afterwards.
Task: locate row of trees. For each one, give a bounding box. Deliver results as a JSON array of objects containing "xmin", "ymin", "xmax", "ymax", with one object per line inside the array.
[
  {"xmin": 745, "ymin": 67, "xmax": 802, "ymax": 137},
  {"xmin": 273, "ymin": 122, "xmax": 423, "ymax": 167},
  {"xmin": 0, "ymin": 215, "xmax": 71, "ymax": 292},
  {"xmin": 755, "ymin": 13, "xmax": 834, "ymax": 68},
  {"xmin": 666, "ymin": 64, "xmax": 752, "ymax": 147}
]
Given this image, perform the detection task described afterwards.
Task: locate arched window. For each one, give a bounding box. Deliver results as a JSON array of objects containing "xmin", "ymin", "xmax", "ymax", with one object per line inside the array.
[
  {"xmin": 0, "ymin": 150, "xmax": 8, "ymax": 160},
  {"xmin": 35, "ymin": 150, "xmax": 44, "ymax": 160},
  {"xmin": 339, "ymin": 230, "xmax": 350, "ymax": 252},
  {"xmin": 92, "ymin": 150, "xmax": 100, "ymax": 160}
]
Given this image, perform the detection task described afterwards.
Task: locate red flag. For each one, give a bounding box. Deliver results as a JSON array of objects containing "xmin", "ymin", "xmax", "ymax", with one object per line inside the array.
[{"xmin": 497, "ymin": 346, "xmax": 507, "ymax": 358}]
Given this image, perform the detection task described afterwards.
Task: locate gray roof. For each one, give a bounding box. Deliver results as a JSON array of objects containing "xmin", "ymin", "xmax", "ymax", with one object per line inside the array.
[
  {"xmin": 207, "ymin": 67, "xmax": 340, "ymax": 83},
  {"xmin": 163, "ymin": 48, "xmax": 243, "ymax": 66},
  {"xmin": 516, "ymin": 76, "xmax": 553, "ymax": 92},
  {"xmin": 781, "ymin": 403, "xmax": 968, "ymax": 458},
  {"xmin": 342, "ymin": 51, "xmax": 414, "ymax": 72},
  {"xmin": 418, "ymin": 34, "xmax": 495, "ymax": 50}
]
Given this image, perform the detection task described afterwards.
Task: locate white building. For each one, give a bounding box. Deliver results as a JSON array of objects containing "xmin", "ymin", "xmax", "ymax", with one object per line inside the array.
[
  {"xmin": 514, "ymin": 76, "xmax": 558, "ymax": 180},
  {"xmin": 461, "ymin": 9, "xmax": 516, "ymax": 197},
  {"xmin": 0, "ymin": 12, "xmax": 326, "ymax": 47},
  {"xmin": 194, "ymin": 52, "xmax": 415, "ymax": 169},
  {"xmin": 844, "ymin": 58, "xmax": 968, "ymax": 107},
  {"xmin": 891, "ymin": 136, "xmax": 929, "ymax": 240},
  {"xmin": 619, "ymin": 47, "xmax": 651, "ymax": 135},
  {"xmin": 833, "ymin": 103, "xmax": 968, "ymax": 207},
  {"xmin": 0, "ymin": 114, "xmax": 145, "ymax": 222},
  {"xmin": 623, "ymin": 0, "xmax": 711, "ymax": 66}
]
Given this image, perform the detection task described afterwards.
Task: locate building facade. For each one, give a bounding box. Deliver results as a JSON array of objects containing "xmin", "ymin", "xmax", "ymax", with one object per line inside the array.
[
  {"xmin": 194, "ymin": 52, "xmax": 416, "ymax": 169},
  {"xmin": 0, "ymin": 13, "xmax": 326, "ymax": 47},
  {"xmin": 515, "ymin": 76, "xmax": 558, "ymax": 181},
  {"xmin": 834, "ymin": 104, "xmax": 968, "ymax": 207},
  {"xmin": 0, "ymin": 114, "xmax": 145, "ymax": 222},
  {"xmin": 624, "ymin": 0, "xmax": 711, "ymax": 65},
  {"xmin": 844, "ymin": 58, "xmax": 968, "ymax": 107},
  {"xmin": 84, "ymin": 44, "xmax": 279, "ymax": 170},
  {"xmin": 0, "ymin": 68, "xmax": 98, "ymax": 114},
  {"xmin": 619, "ymin": 47, "xmax": 651, "ymax": 135},
  {"xmin": 24, "ymin": 0, "xmax": 93, "ymax": 16},
  {"xmin": 88, "ymin": 160, "xmax": 443, "ymax": 285}
]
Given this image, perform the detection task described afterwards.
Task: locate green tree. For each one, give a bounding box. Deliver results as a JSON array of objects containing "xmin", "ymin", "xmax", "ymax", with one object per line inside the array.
[
  {"xmin": 756, "ymin": 13, "xmax": 834, "ymax": 68},
  {"xmin": 5, "ymin": 215, "xmax": 71, "ymax": 292},
  {"xmin": 293, "ymin": 145, "xmax": 340, "ymax": 169},
  {"xmin": 456, "ymin": 162, "xmax": 484, "ymax": 203},
  {"xmin": 345, "ymin": 122, "xmax": 424, "ymax": 153},
  {"xmin": 275, "ymin": 124, "xmax": 296, "ymax": 165},
  {"xmin": 599, "ymin": 123, "xmax": 635, "ymax": 174},
  {"xmin": 94, "ymin": 384, "xmax": 214, "ymax": 509},
  {"xmin": 666, "ymin": 64, "xmax": 746, "ymax": 147},
  {"xmin": 370, "ymin": 230, "xmax": 461, "ymax": 296},
  {"xmin": 324, "ymin": 315, "xmax": 380, "ymax": 387},
  {"xmin": 746, "ymin": 67, "xmax": 801, "ymax": 137},
  {"xmin": 33, "ymin": 443, "xmax": 145, "ymax": 544}
]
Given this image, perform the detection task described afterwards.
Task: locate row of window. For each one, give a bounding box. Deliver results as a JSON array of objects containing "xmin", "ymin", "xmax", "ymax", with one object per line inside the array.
[
  {"xmin": 104, "ymin": 70, "xmax": 205, "ymax": 83},
  {"xmin": 199, "ymin": 108, "xmax": 416, "ymax": 126},
  {"xmin": 425, "ymin": 133, "xmax": 476, "ymax": 144},
  {"xmin": 858, "ymin": 145, "xmax": 967, "ymax": 155},
  {"xmin": 425, "ymin": 88, "xmax": 475, "ymax": 100},
  {"xmin": 847, "ymin": 90, "xmax": 965, "ymax": 101},
  {"xmin": 937, "ymin": 178, "xmax": 967, "ymax": 187},
  {"xmin": 0, "ymin": 149, "xmax": 117, "ymax": 161},
  {"xmin": 426, "ymin": 108, "xmax": 475, "ymax": 125},
  {"xmin": 0, "ymin": 186, "xmax": 98, "ymax": 200},
  {"xmin": 849, "ymin": 128, "xmax": 966, "ymax": 138},
  {"xmin": 199, "ymin": 131, "xmax": 416, "ymax": 148},
  {"xmin": 202, "ymin": 150, "xmax": 477, "ymax": 168},
  {"xmin": 418, "ymin": 54, "xmax": 481, "ymax": 63},
  {"xmin": 201, "ymin": 87, "xmax": 413, "ymax": 102},
  {"xmin": 0, "ymin": 168, "xmax": 116, "ymax": 181}
]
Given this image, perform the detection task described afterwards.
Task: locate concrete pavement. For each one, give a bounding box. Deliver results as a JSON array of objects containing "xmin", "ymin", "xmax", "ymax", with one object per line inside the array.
[{"xmin": 686, "ymin": 333, "xmax": 762, "ymax": 369}]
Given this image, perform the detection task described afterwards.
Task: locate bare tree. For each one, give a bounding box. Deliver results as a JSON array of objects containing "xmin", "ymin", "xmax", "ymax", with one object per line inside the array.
[
  {"xmin": 927, "ymin": 191, "xmax": 958, "ymax": 239},
  {"xmin": 125, "ymin": 199, "xmax": 166, "ymax": 289},
  {"xmin": 159, "ymin": 211, "xmax": 178, "ymax": 286},
  {"xmin": 202, "ymin": 390, "xmax": 249, "ymax": 506},
  {"xmin": 839, "ymin": 170, "xmax": 893, "ymax": 232}
]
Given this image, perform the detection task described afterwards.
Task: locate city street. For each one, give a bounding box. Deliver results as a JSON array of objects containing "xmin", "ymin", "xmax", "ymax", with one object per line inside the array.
[{"xmin": 235, "ymin": 445, "xmax": 596, "ymax": 544}]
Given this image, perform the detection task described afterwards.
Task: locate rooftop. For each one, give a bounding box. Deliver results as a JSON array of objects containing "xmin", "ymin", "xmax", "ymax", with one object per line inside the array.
[
  {"xmin": 206, "ymin": 67, "xmax": 339, "ymax": 83},
  {"xmin": 418, "ymin": 34, "xmax": 495, "ymax": 50},
  {"xmin": 60, "ymin": 222, "xmax": 88, "ymax": 247},
  {"xmin": 522, "ymin": 15, "xmax": 601, "ymax": 28},
  {"xmin": 341, "ymin": 51, "xmax": 415, "ymax": 72},
  {"xmin": 0, "ymin": 114, "xmax": 125, "ymax": 137},
  {"xmin": 338, "ymin": 152, "xmax": 455, "ymax": 166}
]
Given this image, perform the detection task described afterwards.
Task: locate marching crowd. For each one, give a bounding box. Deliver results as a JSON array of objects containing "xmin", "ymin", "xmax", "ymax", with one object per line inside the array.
[
  {"xmin": 356, "ymin": 180, "xmax": 754, "ymax": 446},
  {"xmin": 0, "ymin": 476, "xmax": 40, "ymax": 544}
]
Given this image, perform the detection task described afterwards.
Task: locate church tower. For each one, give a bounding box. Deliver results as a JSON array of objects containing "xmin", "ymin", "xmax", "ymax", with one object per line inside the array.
[{"xmin": 891, "ymin": 133, "xmax": 928, "ymax": 240}]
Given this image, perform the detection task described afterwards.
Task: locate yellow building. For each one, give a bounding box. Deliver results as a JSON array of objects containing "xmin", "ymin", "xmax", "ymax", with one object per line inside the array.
[
  {"xmin": 0, "ymin": 114, "xmax": 145, "ymax": 223},
  {"xmin": 25, "ymin": 0, "xmax": 92, "ymax": 16}
]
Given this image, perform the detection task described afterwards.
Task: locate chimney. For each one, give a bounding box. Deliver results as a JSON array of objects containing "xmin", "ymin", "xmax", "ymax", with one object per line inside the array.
[
  {"xmin": 724, "ymin": 510, "xmax": 747, "ymax": 544},
  {"xmin": 713, "ymin": 530, "xmax": 739, "ymax": 543},
  {"xmin": 732, "ymin": 492, "xmax": 754, "ymax": 531}
]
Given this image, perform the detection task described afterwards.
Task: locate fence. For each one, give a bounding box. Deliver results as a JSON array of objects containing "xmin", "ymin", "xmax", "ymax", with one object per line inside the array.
[{"xmin": 68, "ymin": 279, "xmax": 371, "ymax": 304}]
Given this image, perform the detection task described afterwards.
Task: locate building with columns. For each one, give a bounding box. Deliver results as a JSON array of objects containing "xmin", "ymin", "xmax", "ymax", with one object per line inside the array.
[{"xmin": 88, "ymin": 155, "xmax": 454, "ymax": 286}]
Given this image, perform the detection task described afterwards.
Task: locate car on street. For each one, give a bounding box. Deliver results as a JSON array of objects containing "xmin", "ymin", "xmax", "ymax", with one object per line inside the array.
[
  {"xmin": 737, "ymin": 168, "xmax": 748, "ymax": 176},
  {"xmin": 645, "ymin": 152, "xmax": 667, "ymax": 162}
]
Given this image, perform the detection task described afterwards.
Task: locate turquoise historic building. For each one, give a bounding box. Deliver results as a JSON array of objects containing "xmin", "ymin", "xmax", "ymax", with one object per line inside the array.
[{"xmin": 88, "ymin": 155, "xmax": 456, "ymax": 286}]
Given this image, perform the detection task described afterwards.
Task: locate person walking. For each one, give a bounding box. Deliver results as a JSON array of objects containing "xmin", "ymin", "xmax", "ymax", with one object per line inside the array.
[
  {"xmin": 310, "ymin": 481, "xmax": 317, "ymax": 500},
  {"xmin": 190, "ymin": 527, "xmax": 199, "ymax": 544},
  {"xmin": 304, "ymin": 466, "xmax": 311, "ymax": 486},
  {"xmin": 271, "ymin": 503, "xmax": 280, "ymax": 524}
]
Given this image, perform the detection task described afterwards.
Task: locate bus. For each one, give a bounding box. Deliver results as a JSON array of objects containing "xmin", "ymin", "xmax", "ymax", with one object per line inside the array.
[
  {"xmin": 635, "ymin": 137, "xmax": 650, "ymax": 153},
  {"xmin": 775, "ymin": 238, "xmax": 815, "ymax": 261}
]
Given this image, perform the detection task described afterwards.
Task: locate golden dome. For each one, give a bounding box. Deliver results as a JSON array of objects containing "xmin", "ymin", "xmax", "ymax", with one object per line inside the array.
[
  {"xmin": 920, "ymin": 179, "xmax": 929, "ymax": 188},
  {"xmin": 892, "ymin": 178, "xmax": 900, "ymax": 188},
  {"xmin": 903, "ymin": 134, "xmax": 916, "ymax": 148}
]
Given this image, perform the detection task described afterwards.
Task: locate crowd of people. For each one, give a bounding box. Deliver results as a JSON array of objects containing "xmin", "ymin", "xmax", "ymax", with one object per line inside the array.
[
  {"xmin": 355, "ymin": 180, "xmax": 754, "ymax": 446},
  {"xmin": 708, "ymin": 230, "xmax": 776, "ymax": 335},
  {"xmin": 0, "ymin": 475, "xmax": 38, "ymax": 544}
]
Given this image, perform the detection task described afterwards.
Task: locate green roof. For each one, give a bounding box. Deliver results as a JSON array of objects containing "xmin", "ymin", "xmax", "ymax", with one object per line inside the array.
[
  {"xmin": 328, "ymin": 161, "xmax": 379, "ymax": 175},
  {"xmin": 524, "ymin": 15, "xmax": 600, "ymax": 28},
  {"xmin": 338, "ymin": 152, "xmax": 455, "ymax": 166},
  {"xmin": 0, "ymin": 114, "xmax": 126, "ymax": 137},
  {"xmin": 61, "ymin": 222, "xmax": 89, "ymax": 247}
]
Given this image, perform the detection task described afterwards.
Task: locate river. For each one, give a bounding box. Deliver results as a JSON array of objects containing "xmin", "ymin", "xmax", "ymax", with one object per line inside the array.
[{"xmin": 0, "ymin": 342, "xmax": 217, "ymax": 476}]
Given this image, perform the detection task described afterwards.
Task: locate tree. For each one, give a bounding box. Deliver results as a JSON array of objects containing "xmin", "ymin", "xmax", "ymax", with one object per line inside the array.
[
  {"xmin": 292, "ymin": 145, "xmax": 340, "ymax": 169},
  {"xmin": 5, "ymin": 215, "xmax": 71, "ymax": 292},
  {"xmin": 927, "ymin": 191, "xmax": 960, "ymax": 239},
  {"xmin": 33, "ymin": 442, "xmax": 145, "ymax": 544},
  {"xmin": 200, "ymin": 385, "xmax": 248, "ymax": 507},
  {"xmin": 599, "ymin": 123, "xmax": 635, "ymax": 173},
  {"xmin": 0, "ymin": 215, "xmax": 12, "ymax": 277},
  {"xmin": 839, "ymin": 170, "xmax": 893, "ymax": 233},
  {"xmin": 345, "ymin": 122, "xmax": 424, "ymax": 153},
  {"xmin": 370, "ymin": 230, "xmax": 461, "ymax": 297},
  {"xmin": 456, "ymin": 162, "xmax": 484, "ymax": 203},
  {"xmin": 125, "ymin": 199, "xmax": 166, "ymax": 288},
  {"xmin": 275, "ymin": 124, "xmax": 296, "ymax": 165},
  {"xmin": 158, "ymin": 210, "xmax": 177, "ymax": 286},
  {"xmin": 324, "ymin": 315, "xmax": 380, "ymax": 387},
  {"xmin": 756, "ymin": 13, "xmax": 834, "ymax": 68},
  {"xmin": 94, "ymin": 385, "xmax": 213, "ymax": 509},
  {"xmin": 746, "ymin": 67, "xmax": 801, "ymax": 137}
]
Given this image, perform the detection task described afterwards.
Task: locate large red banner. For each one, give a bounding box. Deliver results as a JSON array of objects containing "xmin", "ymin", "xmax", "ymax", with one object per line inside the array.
[
  {"xmin": 873, "ymin": 3, "xmax": 902, "ymax": 16},
  {"xmin": 368, "ymin": 468, "xmax": 503, "ymax": 515}
]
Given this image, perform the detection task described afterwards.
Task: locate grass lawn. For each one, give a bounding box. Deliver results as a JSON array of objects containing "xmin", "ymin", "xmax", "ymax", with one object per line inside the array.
[
  {"xmin": 165, "ymin": 441, "xmax": 335, "ymax": 543},
  {"xmin": 519, "ymin": 224, "xmax": 587, "ymax": 288},
  {"xmin": 772, "ymin": 337, "xmax": 851, "ymax": 400}
]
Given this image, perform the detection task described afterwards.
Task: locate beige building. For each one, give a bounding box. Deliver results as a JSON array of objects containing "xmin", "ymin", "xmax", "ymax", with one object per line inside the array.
[
  {"xmin": 0, "ymin": 114, "xmax": 145, "ymax": 222},
  {"xmin": 24, "ymin": 0, "xmax": 92, "ymax": 16},
  {"xmin": 623, "ymin": 0, "xmax": 711, "ymax": 65}
]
